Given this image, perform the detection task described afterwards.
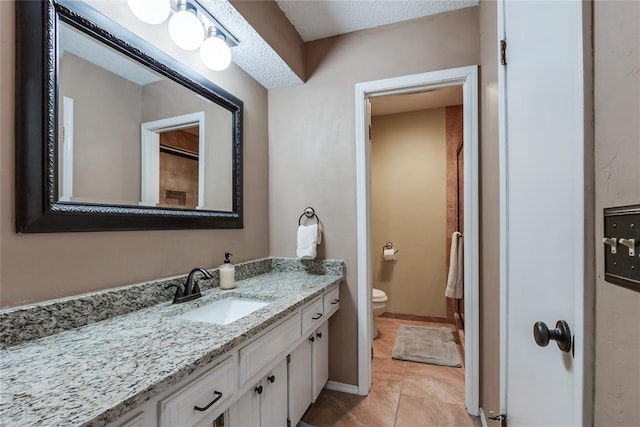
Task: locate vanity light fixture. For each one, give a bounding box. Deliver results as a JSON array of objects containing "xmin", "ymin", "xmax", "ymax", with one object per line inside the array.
[
  {"xmin": 128, "ymin": 0, "xmax": 237, "ymax": 71},
  {"xmin": 200, "ymin": 26, "xmax": 232, "ymax": 71},
  {"xmin": 168, "ymin": 0, "xmax": 204, "ymax": 51},
  {"xmin": 126, "ymin": 0, "xmax": 171, "ymax": 25}
]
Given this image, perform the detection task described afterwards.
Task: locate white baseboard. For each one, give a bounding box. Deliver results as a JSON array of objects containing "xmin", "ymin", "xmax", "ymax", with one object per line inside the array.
[
  {"xmin": 479, "ymin": 408, "xmax": 489, "ymax": 427},
  {"xmin": 324, "ymin": 380, "xmax": 359, "ymax": 395}
]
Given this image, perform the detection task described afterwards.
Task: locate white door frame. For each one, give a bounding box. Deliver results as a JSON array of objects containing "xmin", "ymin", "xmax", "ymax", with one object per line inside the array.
[
  {"xmin": 60, "ymin": 96, "xmax": 74, "ymax": 202},
  {"xmin": 140, "ymin": 112, "xmax": 206, "ymax": 208},
  {"xmin": 355, "ymin": 65, "xmax": 480, "ymax": 414}
]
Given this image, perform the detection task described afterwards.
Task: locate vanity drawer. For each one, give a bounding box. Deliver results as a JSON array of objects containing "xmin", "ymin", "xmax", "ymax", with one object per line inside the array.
[
  {"xmin": 239, "ymin": 312, "xmax": 301, "ymax": 385},
  {"xmin": 323, "ymin": 287, "xmax": 340, "ymax": 317},
  {"xmin": 302, "ymin": 297, "xmax": 324, "ymax": 336},
  {"xmin": 159, "ymin": 356, "xmax": 236, "ymax": 427}
]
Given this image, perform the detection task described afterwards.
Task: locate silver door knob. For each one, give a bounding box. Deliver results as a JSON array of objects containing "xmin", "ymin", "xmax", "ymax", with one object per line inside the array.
[{"xmin": 533, "ymin": 320, "xmax": 572, "ymax": 353}]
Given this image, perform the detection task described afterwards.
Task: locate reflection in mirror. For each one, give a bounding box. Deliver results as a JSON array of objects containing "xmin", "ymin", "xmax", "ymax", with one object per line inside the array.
[
  {"xmin": 57, "ymin": 21, "xmax": 232, "ymax": 211},
  {"xmin": 16, "ymin": 0, "xmax": 243, "ymax": 232}
]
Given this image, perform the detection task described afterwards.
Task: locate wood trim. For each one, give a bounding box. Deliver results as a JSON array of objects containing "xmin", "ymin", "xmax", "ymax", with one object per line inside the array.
[{"xmin": 379, "ymin": 312, "xmax": 452, "ymax": 324}]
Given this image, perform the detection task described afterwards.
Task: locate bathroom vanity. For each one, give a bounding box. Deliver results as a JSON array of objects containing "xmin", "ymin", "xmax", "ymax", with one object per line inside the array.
[{"xmin": 0, "ymin": 258, "xmax": 343, "ymax": 426}]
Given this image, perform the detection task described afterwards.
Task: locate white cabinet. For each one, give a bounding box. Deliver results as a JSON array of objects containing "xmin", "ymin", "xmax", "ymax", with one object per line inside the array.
[
  {"xmin": 261, "ymin": 360, "xmax": 288, "ymax": 426},
  {"xmin": 288, "ymin": 321, "xmax": 330, "ymax": 426},
  {"xmin": 239, "ymin": 313, "xmax": 301, "ymax": 385},
  {"xmin": 288, "ymin": 334, "xmax": 313, "ymax": 427},
  {"xmin": 230, "ymin": 359, "xmax": 288, "ymax": 427},
  {"xmin": 312, "ymin": 322, "xmax": 329, "ymax": 402},
  {"xmin": 109, "ymin": 285, "xmax": 339, "ymax": 427},
  {"xmin": 159, "ymin": 356, "xmax": 236, "ymax": 427},
  {"xmin": 323, "ymin": 286, "xmax": 340, "ymax": 318},
  {"xmin": 301, "ymin": 297, "xmax": 324, "ymax": 336}
]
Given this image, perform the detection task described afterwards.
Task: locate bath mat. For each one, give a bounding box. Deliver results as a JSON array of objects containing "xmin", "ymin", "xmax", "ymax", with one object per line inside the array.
[{"xmin": 392, "ymin": 324, "xmax": 461, "ymax": 367}]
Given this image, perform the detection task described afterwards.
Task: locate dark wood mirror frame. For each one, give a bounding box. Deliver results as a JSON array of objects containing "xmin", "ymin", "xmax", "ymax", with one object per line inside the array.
[{"xmin": 15, "ymin": 0, "xmax": 243, "ymax": 233}]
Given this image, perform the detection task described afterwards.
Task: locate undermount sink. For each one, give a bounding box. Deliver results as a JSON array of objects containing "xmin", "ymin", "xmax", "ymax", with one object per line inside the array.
[{"xmin": 177, "ymin": 297, "xmax": 270, "ymax": 325}]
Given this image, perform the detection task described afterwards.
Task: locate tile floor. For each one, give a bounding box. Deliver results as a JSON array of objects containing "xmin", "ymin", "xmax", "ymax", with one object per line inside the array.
[{"xmin": 302, "ymin": 317, "xmax": 481, "ymax": 427}]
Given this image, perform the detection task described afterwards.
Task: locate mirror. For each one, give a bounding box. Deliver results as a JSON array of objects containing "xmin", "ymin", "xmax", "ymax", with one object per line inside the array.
[{"xmin": 15, "ymin": 0, "xmax": 243, "ymax": 233}]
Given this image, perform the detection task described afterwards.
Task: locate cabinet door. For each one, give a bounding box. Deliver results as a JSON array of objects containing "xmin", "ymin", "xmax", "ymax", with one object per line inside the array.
[
  {"xmin": 288, "ymin": 338, "xmax": 313, "ymax": 426},
  {"xmin": 312, "ymin": 322, "xmax": 329, "ymax": 402},
  {"xmin": 262, "ymin": 359, "xmax": 288, "ymax": 427},
  {"xmin": 236, "ymin": 382, "xmax": 262, "ymax": 427}
]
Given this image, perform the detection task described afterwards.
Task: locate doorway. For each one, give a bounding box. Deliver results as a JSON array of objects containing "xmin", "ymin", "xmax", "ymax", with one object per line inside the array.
[
  {"xmin": 139, "ymin": 112, "xmax": 206, "ymax": 209},
  {"xmin": 355, "ymin": 66, "xmax": 479, "ymax": 414}
]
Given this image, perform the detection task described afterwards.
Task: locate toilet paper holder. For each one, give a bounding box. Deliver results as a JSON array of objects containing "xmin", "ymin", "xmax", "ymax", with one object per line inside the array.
[{"xmin": 382, "ymin": 242, "xmax": 399, "ymax": 254}]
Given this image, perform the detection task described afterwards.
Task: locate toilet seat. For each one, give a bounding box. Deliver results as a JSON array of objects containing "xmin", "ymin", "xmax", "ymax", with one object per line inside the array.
[{"xmin": 372, "ymin": 288, "xmax": 388, "ymax": 303}]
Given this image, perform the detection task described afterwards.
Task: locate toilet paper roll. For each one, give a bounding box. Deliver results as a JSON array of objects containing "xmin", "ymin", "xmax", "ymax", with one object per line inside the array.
[{"xmin": 383, "ymin": 248, "xmax": 396, "ymax": 261}]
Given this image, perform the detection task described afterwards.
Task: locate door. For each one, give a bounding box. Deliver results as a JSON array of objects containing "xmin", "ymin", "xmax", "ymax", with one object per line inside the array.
[
  {"xmin": 499, "ymin": 0, "xmax": 591, "ymax": 425},
  {"xmin": 262, "ymin": 360, "xmax": 288, "ymax": 427},
  {"xmin": 312, "ymin": 322, "xmax": 329, "ymax": 401},
  {"xmin": 288, "ymin": 338, "xmax": 313, "ymax": 426},
  {"xmin": 236, "ymin": 383, "xmax": 261, "ymax": 427}
]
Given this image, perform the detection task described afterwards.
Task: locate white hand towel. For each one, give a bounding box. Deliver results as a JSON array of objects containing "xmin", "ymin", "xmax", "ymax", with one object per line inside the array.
[
  {"xmin": 297, "ymin": 224, "xmax": 319, "ymax": 259},
  {"xmin": 445, "ymin": 231, "xmax": 464, "ymax": 299}
]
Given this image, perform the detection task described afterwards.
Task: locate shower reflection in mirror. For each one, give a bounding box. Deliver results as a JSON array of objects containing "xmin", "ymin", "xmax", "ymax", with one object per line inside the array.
[{"xmin": 57, "ymin": 20, "xmax": 233, "ymax": 212}]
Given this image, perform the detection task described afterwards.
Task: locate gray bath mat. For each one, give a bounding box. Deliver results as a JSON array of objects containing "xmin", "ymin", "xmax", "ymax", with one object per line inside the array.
[{"xmin": 392, "ymin": 324, "xmax": 461, "ymax": 367}]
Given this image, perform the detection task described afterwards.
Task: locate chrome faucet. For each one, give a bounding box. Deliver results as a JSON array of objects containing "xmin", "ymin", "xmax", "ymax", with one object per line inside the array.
[{"xmin": 165, "ymin": 267, "xmax": 212, "ymax": 304}]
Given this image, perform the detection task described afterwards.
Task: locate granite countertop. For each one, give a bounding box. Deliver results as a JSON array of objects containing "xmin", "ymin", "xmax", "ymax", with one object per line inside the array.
[{"xmin": 0, "ymin": 269, "xmax": 342, "ymax": 426}]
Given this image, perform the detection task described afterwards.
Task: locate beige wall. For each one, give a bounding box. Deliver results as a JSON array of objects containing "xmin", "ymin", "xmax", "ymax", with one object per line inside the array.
[
  {"xmin": 0, "ymin": 0, "xmax": 269, "ymax": 307},
  {"xmin": 371, "ymin": 108, "xmax": 447, "ymax": 318},
  {"xmin": 478, "ymin": 0, "xmax": 501, "ymax": 419},
  {"xmin": 60, "ymin": 53, "xmax": 142, "ymax": 205},
  {"xmin": 594, "ymin": 2, "xmax": 640, "ymax": 426},
  {"xmin": 268, "ymin": 7, "xmax": 480, "ymax": 385}
]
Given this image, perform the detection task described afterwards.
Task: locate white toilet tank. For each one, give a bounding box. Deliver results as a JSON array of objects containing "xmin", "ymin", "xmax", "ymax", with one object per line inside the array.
[{"xmin": 372, "ymin": 288, "xmax": 388, "ymax": 316}]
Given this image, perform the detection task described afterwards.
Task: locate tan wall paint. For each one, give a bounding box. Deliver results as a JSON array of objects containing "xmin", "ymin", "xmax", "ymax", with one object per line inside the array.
[
  {"xmin": 60, "ymin": 53, "xmax": 142, "ymax": 205},
  {"xmin": 371, "ymin": 108, "xmax": 447, "ymax": 318},
  {"xmin": 594, "ymin": 2, "xmax": 640, "ymax": 426},
  {"xmin": 268, "ymin": 7, "xmax": 480, "ymax": 385},
  {"xmin": 478, "ymin": 0, "xmax": 501, "ymax": 417},
  {"xmin": 229, "ymin": 0, "xmax": 305, "ymax": 81},
  {"xmin": 0, "ymin": 0, "xmax": 269, "ymax": 307}
]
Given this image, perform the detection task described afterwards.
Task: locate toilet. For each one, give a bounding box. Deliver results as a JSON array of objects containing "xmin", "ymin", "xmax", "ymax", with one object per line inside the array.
[{"xmin": 372, "ymin": 288, "xmax": 388, "ymax": 339}]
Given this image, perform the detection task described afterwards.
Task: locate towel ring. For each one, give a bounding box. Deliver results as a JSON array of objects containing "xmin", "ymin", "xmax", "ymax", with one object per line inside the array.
[{"xmin": 299, "ymin": 207, "xmax": 320, "ymax": 225}]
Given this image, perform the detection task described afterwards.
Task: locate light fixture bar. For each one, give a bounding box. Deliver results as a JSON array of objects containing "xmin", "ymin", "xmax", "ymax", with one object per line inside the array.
[{"xmin": 191, "ymin": 0, "xmax": 239, "ymax": 47}]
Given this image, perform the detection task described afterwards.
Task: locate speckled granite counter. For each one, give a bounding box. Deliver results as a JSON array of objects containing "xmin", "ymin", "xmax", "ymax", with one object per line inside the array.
[{"xmin": 0, "ymin": 259, "xmax": 343, "ymax": 426}]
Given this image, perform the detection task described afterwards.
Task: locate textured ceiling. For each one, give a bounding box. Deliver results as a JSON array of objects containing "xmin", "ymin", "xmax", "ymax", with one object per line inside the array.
[
  {"xmin": 276, "ymin": 0, "xmax": 479, "ymax": 42},
  {"xmin": 199, "ymin": 0, "xmax": 304, "ymax": 89},
  {"xmin": 198, "ymin": 0, "xmax": 479, "ymax": 89}
]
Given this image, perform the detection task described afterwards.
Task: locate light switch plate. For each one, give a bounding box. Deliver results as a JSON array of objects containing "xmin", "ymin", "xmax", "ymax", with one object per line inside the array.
[{"xmin": 604, "ymin": 205, "xmax": 640, "ymax": 292}]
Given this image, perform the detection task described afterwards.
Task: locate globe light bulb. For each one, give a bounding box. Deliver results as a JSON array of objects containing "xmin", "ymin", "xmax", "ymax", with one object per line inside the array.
[
  {"xmin": 127, "ymin": 0, "xmax": 170, "ymax": 25},
  {"xmin": 168, "ymin": 2, "xmax": 204, "ymax": 51},
  {"xmin": 200, "ymin": 31, "xmax": 232, "ymax": 71}
]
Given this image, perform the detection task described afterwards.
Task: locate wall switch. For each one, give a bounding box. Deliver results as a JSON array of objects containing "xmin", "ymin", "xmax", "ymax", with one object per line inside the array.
[{"xmin": 604, "ymin": 205, "xmax": 640, "ymax": 292}]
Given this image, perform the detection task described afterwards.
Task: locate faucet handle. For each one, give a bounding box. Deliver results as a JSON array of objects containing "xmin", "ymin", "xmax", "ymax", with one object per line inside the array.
[
  {"xmin": 192, "ymin": 280, "xmax": 201, "ymax": 296},
  {"xmin": 165, "ymin": 284, "xmax": 184, "ymax": 304}
]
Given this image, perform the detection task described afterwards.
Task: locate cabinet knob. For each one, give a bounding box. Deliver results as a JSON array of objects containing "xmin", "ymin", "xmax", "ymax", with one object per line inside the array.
[
  {"xmin": 309, "ymin": 336, "xmax": 315, "ymax": 343},
  {"xmin": 316, "ymin": 332, "xmax": 322, "ymax": 339},
  {"xmin": 255, "ymin": 385, "xmax": 263, "ymax": 395},
  {"xmin": 267, "ymin": 375, "xmax": 275, "ymax": 383}
]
